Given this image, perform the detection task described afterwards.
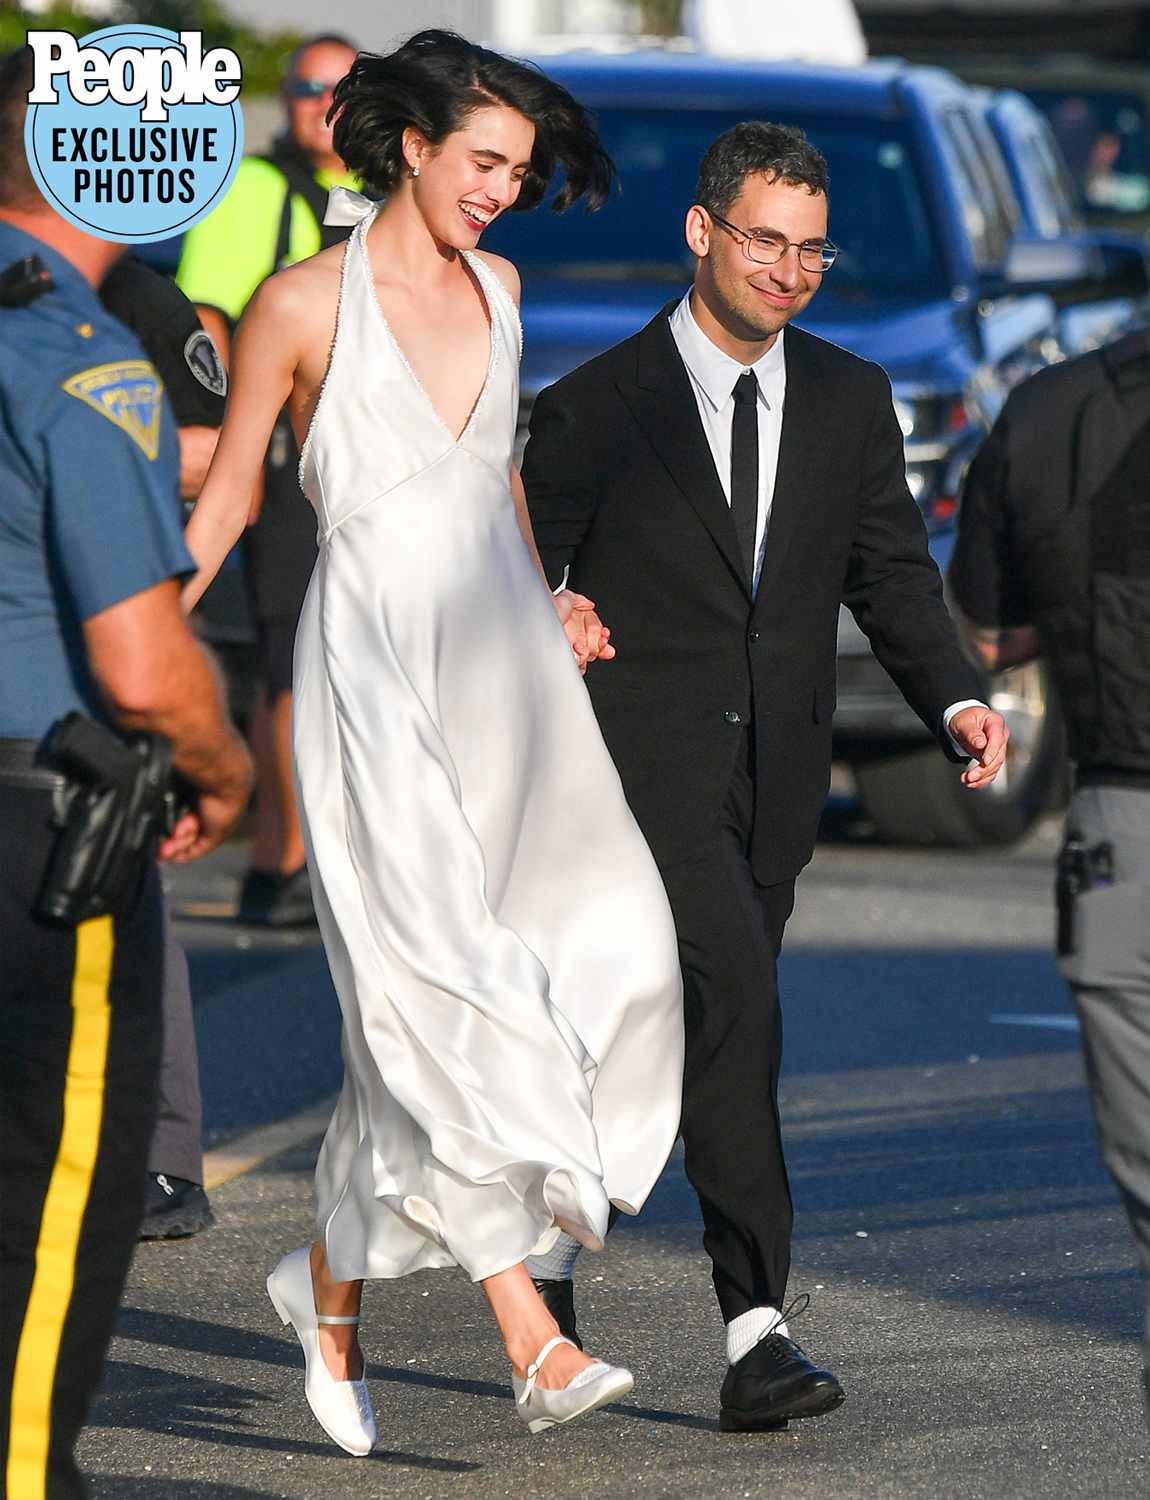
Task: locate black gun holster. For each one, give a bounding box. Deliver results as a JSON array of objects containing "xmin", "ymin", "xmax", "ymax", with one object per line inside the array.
[
  {"xmin": 36, "ymin": 713, "xmax": 180, "ymax": 925},
  {"xmin": 1055, "ymin": 830, "xmax": 1115, "ymax": 958}
]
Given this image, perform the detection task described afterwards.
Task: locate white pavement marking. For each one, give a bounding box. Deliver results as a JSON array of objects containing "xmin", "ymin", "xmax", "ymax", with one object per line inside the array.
[
  {"xmin": 202, "ymin": 1094, "xmax": 337, "ymax": 1191},
  {"xmin": 989, "ymin": 1013, "xmax": 1081, "ymax": 1033}
]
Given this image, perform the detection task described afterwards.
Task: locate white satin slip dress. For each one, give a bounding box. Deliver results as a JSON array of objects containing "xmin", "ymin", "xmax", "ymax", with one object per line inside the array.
[{"xmin": 293, "ymin": 195, "xmax": 684, "ymax": 1284}]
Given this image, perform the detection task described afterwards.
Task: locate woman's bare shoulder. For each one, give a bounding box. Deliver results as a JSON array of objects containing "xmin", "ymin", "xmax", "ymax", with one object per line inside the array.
[
  {"xmin": 246, "ymin": 248, "xmax": 344, "ymax": 327},
  {"xmin": 474, "ymin": 250, "xmax": 520, "ymax": 306}
]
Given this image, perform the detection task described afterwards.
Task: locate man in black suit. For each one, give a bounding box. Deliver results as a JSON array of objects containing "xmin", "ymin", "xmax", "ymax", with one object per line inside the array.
[{"xmin": 521, "ymin": 122, "xmax": 1008, "ymax": 1430}]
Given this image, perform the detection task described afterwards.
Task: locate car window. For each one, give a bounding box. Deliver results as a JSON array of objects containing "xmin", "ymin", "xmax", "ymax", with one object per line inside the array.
[
  {"xmin": 1027, "ymin": 88, "xmax": 1150, "ymax": 215},
  {"xmin": 484, "ymin": 109, "xmax": 950, "ymax": 305},
  {"xmin": 1017, "ymin": 126, "xmax": 1079, "ymax": 235},
  {"xmin": 1031, "ymin": 126, "xmax": 1082, "ymax": 231},
  {"xmin": 968, "ymin": 111, "xmax": 1023, "ymax": 236},
  {"xmin": 940, "ymin": 107, "xmax": 1016, "ymax": 266}
]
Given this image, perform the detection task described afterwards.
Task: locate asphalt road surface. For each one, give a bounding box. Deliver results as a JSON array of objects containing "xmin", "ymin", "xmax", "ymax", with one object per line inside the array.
[{"xmin": 78, "ymin": 806, "xmax": 1150, "ymax": 1499}]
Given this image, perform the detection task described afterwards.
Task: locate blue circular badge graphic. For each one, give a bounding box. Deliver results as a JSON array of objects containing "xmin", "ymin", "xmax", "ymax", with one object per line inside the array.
[{"xmin": 24, "ymin": 25, "xmax": 243, "ymax": 243}]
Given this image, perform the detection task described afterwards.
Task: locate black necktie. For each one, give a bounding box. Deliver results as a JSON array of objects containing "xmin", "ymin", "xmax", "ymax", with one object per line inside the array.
[{"xmin": 730, "ymin": 369, "xmax": 759, "ymax": 589}]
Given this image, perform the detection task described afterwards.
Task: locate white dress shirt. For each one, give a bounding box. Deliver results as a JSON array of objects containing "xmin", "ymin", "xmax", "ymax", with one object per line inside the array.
[
  {"xmin": 666, "ymin": 290, "xmax": 986, "ymax": 751},
  {"xmin": 669, "ymin": 290, "xmax": 785, "ymax": 596}
]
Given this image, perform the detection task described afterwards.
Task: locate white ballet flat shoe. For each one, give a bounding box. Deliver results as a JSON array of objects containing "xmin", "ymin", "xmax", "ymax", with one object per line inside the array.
[
  {"xmin": 512, "ymin": 1334, "xmax": 634, "ymax": 1435},
  {"xmin": 266, "ymin": 1246, "xmax": 376, "ymax": 1457}
]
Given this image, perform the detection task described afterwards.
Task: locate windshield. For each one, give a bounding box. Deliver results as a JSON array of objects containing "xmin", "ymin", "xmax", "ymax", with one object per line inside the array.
[
  {"xmin": 1026, "ymin": 88, "xmax": 1150, "ymax": 215},
  {"xmin": 483, "ymin": 109, "xmax": 950, "ymax": 305}
]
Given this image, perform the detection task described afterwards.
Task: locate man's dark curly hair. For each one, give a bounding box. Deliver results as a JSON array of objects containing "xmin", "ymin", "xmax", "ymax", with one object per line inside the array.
[
  {"xmin": 329, "ymin": 29, "xmax": 615, "ymax": 213},
  {"xmin": 696, "ymin": 121, "xmax": 829, "ymax": 217}
]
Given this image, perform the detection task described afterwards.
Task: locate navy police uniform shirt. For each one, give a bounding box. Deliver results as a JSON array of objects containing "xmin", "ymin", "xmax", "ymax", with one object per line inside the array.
[{"xmin": 0, "ymin": 222, "xmax": 195, "ymax": 740}]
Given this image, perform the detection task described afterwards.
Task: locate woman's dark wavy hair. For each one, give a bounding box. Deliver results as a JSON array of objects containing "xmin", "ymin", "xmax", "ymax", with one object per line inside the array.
[{"xmin": 329, "ymin": 30, "xmax": 614, "ymax": 213}]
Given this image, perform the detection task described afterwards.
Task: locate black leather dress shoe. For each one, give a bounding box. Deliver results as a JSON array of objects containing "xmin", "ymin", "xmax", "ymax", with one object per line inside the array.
[
  {"xmin": 719, "ymin": 1332, "xmax": 844, "ymax": 1432},
  {"xmin": 531, "ymin": 1277, "xmax": 582, "ymax": 1350},
  {"xmin": 237, "ymin": 866, "xmax": 316, "ymax": 928},
  {"xmin": 138, "ymin": 1173, "xmax": 214, "ymax": 1241}
]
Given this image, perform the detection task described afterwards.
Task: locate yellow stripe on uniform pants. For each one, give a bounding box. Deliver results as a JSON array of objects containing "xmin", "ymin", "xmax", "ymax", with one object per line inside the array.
[{"xmin": 5, "ymin": 916, "xmax": 114, "ymax": 1500}]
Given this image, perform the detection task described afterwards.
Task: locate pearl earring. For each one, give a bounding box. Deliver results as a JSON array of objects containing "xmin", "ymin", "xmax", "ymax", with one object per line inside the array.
[{"xmin": 412, "ymin": 165, "xmax": 420, "ymax": 177}]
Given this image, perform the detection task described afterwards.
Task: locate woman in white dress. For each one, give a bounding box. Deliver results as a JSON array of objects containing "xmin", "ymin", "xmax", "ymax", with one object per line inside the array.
[{"xmin": 182, "ymin": 30, "xmax": 684, "ymax": 1452}]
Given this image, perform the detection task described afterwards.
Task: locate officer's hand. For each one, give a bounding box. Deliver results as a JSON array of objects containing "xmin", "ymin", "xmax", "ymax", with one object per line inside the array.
[
  {"xmin": 159, "ymin": 809, "xmax": 201, "ymax": 863},
  {"xmin": 178, "ymin": 425, "xmax": 220, "ymax": 501},
  {"xmin": 177, "ymin": 426, "xmax": 220, "ymax": 501},
  {"xmin": 159, "ymin": 782, "xmax": 249, "ymax": 863},
  {"xmin": 951, "ymin": 706, "xmax": 1010, "ymax": 789},
  {"xmin": 158, "ymin": 749, "xmax": 252, "ymax": 863}
]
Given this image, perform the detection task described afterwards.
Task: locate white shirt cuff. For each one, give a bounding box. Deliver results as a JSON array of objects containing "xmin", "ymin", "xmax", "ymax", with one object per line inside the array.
[
  {"xmin": 943, "ymin": 699, "xmax": 988, "ymax": 757},
  {"xmin": 551, "ymin": 565, "xmax": 570, "ymax": 597}
]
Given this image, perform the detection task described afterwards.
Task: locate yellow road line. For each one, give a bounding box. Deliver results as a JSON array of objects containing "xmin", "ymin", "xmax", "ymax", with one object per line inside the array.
[
  {"xmin": 7, "ymin": 916, "xmax": 114, "ymax": 1500},
  {"xmin": 203, "ymin": 1094, "xmax": 338, "ymax": 1191}
]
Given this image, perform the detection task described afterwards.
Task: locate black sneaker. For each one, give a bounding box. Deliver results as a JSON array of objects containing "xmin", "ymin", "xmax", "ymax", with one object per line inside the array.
[
  {"xmin": 236, "ymin": 865, "xmax": 316, "ymax": 928},
  {"xmin": 139, "ymin": 1173, "xmax": 215, "ymax": 1240}
]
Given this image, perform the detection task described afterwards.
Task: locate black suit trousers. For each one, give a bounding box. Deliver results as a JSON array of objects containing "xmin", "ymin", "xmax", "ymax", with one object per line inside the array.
[{"xmin": 656, "ymin": 725, "xmax": 796, "ymax": 1323}]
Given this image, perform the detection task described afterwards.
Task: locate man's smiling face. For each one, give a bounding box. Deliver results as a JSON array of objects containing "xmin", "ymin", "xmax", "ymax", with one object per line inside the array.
[{"xmin": 693, "ymin": 173, "xmax": 829, "ymax": 344}]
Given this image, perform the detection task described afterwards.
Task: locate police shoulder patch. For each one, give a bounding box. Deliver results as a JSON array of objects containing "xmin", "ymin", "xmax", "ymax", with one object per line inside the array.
[
  {"xmin": 61, "ymin": 360, "xmax": 165, "ymax": 460},
  {"xmin": 184, "ymin": 330, "xmax": 227, "ymax": 398}
]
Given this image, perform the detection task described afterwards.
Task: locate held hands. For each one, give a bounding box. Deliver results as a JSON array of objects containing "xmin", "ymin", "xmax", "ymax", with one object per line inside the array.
[
  {"xmin": 950, "ymin": 706, "xmax": 1010, "ymax": 789},
  {"xmin": 553, "ymin": 589, "xmax": 616, "ymax": 675}
]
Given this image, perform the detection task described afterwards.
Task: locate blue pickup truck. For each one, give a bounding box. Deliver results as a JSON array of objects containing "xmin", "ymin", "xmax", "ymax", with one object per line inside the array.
[
  {"xmin": 486, "ymin": 50, "xmax": 1134, "ymax": 845},
  {"xmin": 956, "ymin": 57, "xmax": 1150, "ymax": 238},
  {"xmin": 975, "ymin": 86, "xmax": 1149, "ymax": 357}
]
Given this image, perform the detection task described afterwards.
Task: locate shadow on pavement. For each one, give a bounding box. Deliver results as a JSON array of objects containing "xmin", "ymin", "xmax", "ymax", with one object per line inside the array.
[
  {"xmin": 364, "ymin": 1366, "xmax": 714, "ymax": 1432},
  {"xmin": 622, "ymin": 1071, "xmax": 1140, "ymax": 1351},
  {"xmin": 114, "ymin": 1310, "xmax": 295, "ymax": 1369},
  {"xmin": 92, "ymin": 1479, "xmax": 278, "ymax": 1498},
  {"xmin": 109, "ymin": 1313, "xmax": 713, "ymax": 1435},
  {"xmin": 780, "ymin": 947, "xmax": 1073, "ymax": 1074},
  {"xmin": 90, "ymin": 1360, "xmax": 272, "ymax": 1434},
  {"xmin": 148, "ymin": 1429, "xmax": 479, "ymax": 1473},
  {"xmin": 90, "ymin": 1360, "xmax": 480, "ymax": 1474}
]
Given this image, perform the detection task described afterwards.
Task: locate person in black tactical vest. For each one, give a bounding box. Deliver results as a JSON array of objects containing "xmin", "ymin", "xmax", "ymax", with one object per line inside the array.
[
  {"xmin": 950, "ymin": 326, "xmax": 1150, "ymax": 1417},
  {"xmin": 177, "ymin": 34, "xmax": 359, "ymax": 927},
  {"xmin": 100, "ymin": 255, "xmax": 229, "ymax": 1239}
]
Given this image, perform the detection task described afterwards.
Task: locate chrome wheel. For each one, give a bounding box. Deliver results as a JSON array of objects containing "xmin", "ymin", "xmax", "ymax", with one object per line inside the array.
[{"xmin": 984, "ymin": 660, "xmax": 1048, "ymax": 798}]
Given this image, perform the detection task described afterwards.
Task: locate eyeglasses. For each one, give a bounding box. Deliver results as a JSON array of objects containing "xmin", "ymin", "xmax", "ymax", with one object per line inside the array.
[
  {"xmin": 706, "ymin": 209, "xmax": 838, "ymax": 273},
  {"xmin": 285, "ymin": 76, "xmax": 338, "ymax": 100}
]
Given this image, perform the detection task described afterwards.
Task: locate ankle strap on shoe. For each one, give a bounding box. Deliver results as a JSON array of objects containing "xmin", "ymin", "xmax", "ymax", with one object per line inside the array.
[
  {"xmin": 518, "ymin": 1335, "xmax": 574, "ymax": 1404},
  {"xmin": 316, "ymin": 1314, "xmax": 360, "ymax": 1325}
]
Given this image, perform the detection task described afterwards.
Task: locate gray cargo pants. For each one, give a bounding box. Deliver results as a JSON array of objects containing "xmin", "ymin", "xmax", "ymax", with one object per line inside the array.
[
  {"xmin": 147, "ymin": 901, "xmax": 204, "ymax": 1185},
  {"xmin": 1058, "ymin": 785, "xmax": 1150, "ymax": 1409}
]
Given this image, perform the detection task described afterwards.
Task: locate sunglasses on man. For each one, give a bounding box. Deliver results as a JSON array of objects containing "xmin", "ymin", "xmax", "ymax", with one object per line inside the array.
[{"xmin": 284, "ymin": 76, "xmax": 339, "ymax": 100}]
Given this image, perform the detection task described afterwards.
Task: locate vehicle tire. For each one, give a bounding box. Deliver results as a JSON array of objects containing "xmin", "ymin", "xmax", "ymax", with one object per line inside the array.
[{"xmin": 851, "ymin": 659, "xmax": 1067, "ymax": 847}]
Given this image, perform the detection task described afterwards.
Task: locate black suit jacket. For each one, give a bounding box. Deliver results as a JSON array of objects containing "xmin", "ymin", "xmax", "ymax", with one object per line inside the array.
[{"xmin": 522, "ymin": 305, "xmax": 983, "ymax": 885}]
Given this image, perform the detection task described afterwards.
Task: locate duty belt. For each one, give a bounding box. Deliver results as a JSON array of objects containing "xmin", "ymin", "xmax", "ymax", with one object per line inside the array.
[
  {"xmin": 0, "ymin": 737, "xmax": 66, "ymax": 793},
  {"xmin": 1076, "ymin": 764, "xmax": 1150, "ymax": 792}
]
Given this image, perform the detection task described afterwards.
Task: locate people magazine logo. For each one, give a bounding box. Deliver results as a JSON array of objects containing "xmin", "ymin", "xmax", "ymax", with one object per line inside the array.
[{"xmin": 24, "ymin": 26, "xmax": 243, "ymax": 243}]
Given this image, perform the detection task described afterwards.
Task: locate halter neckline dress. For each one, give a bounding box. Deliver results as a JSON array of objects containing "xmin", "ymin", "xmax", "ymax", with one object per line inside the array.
[{"xmin": 293, "ymin": 192, "xmax": 684, "ymax": 1284}]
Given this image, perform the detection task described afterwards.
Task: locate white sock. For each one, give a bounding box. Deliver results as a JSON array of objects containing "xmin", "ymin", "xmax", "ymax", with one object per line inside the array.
[
  {"xmin": 525, "ymin": 1230, "xmax": 583, "ymax": 1282},
  {"xmin": 726, "ymin": 1306, "xmax": 789, "ymax": 1365}
]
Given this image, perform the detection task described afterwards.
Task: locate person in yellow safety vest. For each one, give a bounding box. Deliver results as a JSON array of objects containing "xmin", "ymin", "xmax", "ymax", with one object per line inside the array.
[{"xmin": 177, "ymin": 33, "xmax": 360, "ymax": 928}]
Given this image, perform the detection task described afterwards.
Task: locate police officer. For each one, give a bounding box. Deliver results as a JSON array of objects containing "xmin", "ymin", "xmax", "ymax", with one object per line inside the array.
[
  {"xmin": 950, "ymin": 325, "xmax": 1150, "ymax": 1412},
  {"xmin": 100, "ymin": 254, "xmax": 230, "ymax": 1241},
  {"xmin": 0, "ymin": 47, "xmax": 251, "ymax": 1500},
  {"xmin": 176, "ymin": 32, "xmax": 359, "ymax": 927}
]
